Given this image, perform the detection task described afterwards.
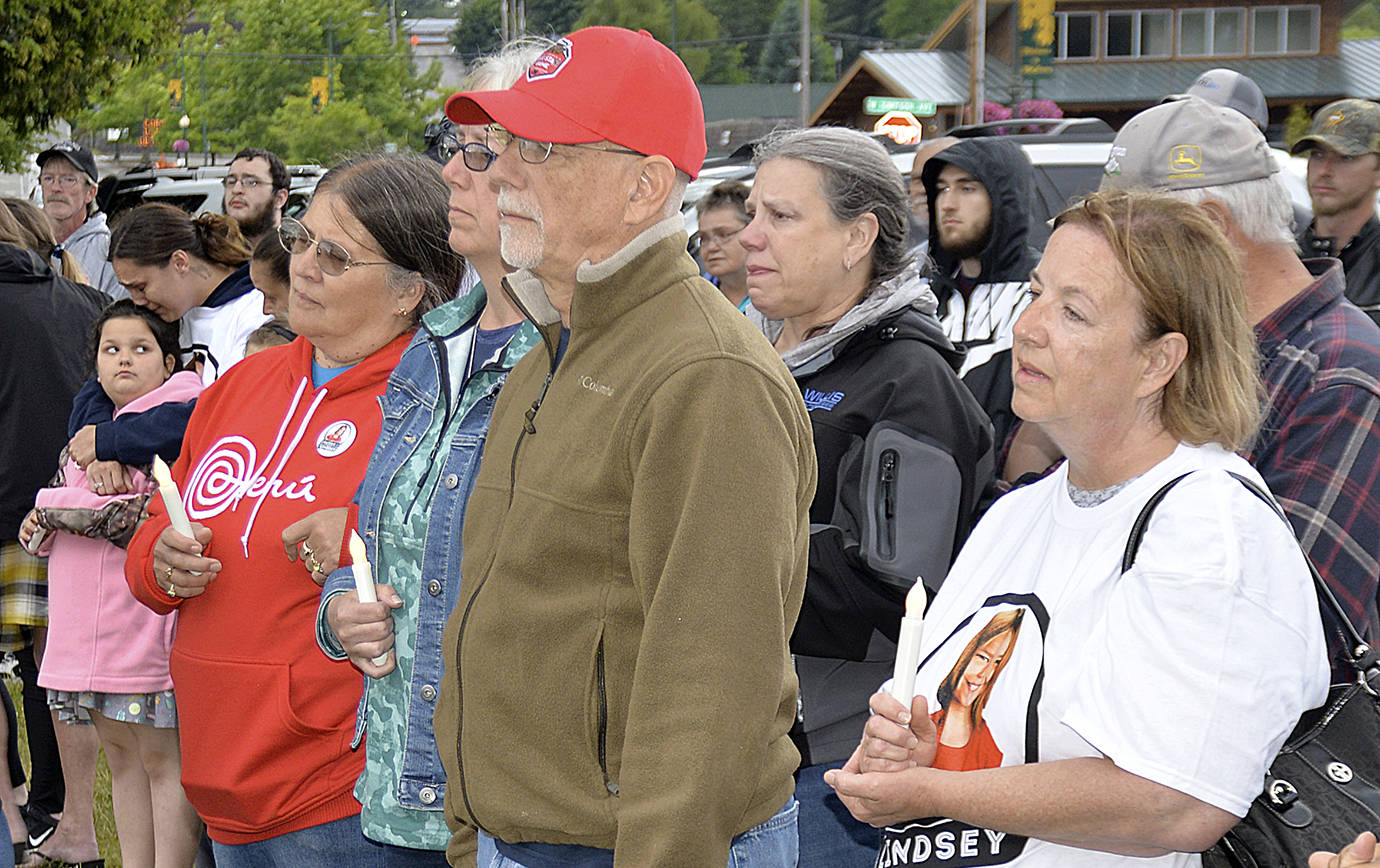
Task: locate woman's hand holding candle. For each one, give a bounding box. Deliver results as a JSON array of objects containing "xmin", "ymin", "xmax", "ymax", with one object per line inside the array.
[
  {"xmin": 890, "ymin": 579, "xmax": 927, "ymax": 705},
  {"xmin": 349, "ymin": 531, "xmax": 393, "ymax": 668},
  {"xmin": 150, "ymin": 455, "xmax": 218, "ymax": 597}
]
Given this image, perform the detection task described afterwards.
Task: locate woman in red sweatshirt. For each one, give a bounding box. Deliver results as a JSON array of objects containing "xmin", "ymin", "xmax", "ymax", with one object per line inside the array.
[{"xmin": 125, "ymin": 153, "xmax": 462, "ymax": 867}]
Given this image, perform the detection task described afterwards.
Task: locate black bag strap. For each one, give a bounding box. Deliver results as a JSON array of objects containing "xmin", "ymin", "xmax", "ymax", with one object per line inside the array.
[{"xmin": 1121, "ymin": 470, "xmax": 1380, "ymax": 685}]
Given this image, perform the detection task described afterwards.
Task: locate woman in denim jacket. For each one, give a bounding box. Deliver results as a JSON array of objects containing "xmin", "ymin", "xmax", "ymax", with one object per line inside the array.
[{"xmin": 313, "ymin": 42, "xmax": 543, "ymax": 865}]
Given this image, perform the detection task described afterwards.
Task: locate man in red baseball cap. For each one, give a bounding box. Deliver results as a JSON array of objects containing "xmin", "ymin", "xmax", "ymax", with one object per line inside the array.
[{"xmin": 434, "ymin": 26, "xmax": 814, "ymax": 868}]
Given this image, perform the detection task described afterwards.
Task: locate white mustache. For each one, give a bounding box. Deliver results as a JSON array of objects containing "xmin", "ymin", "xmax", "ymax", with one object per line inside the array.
[{"xmin": 496, "ymin": 189, "xmax": 539, "ymax": 221}]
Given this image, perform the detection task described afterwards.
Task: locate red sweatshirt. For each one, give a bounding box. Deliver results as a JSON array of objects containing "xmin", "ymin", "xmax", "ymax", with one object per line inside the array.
[{"xmin": 126, "ymin": 333, "xmax": 409, "ymax": 844}]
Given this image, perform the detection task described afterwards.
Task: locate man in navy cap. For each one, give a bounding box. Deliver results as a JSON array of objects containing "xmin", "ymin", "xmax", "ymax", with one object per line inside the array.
[{"xmin": 36, "ymin": 141, "xmax": 123, "ymax": 299}]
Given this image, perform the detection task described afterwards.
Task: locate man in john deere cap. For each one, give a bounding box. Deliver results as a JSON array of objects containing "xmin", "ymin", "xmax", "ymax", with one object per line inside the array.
[
  {"xmin": 434, "ymin": 26, "xmax": 814, "ymax": 867},
  {"xmin": 36, "ymin": 140, "xmax": 123, "ymax": 299},
  {"xmin": 1102, "ymin": 95, "xmax": 1380, "ymax": 684},
  {"xmin": 1293, "ymin": 98, "xmax": 1380, "ymax": 323}
]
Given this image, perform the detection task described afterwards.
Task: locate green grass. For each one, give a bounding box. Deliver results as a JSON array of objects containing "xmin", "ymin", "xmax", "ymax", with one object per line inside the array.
[{"xmin": 7, "ymin": 678, "xmax": 122, "ymax": 868}]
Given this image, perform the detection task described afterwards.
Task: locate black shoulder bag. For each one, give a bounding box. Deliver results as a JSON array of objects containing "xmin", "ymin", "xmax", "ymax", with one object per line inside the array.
[{"xmin": 1123, "ymin": 472, "xmax": 1380, "ymax": 868}]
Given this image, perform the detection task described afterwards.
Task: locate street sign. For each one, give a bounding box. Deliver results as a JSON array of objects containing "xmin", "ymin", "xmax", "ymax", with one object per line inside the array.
[
  {"xmin": 864, "ymin": 96, "xmax": 937, "ymax": 117},
  {"xmin": 874, "ymin": 111, "xmax": 923, "ymax": 146}
]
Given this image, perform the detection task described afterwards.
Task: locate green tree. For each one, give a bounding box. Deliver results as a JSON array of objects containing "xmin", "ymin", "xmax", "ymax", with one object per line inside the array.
[
  {"xmin": 81, "ymin": 0, "xmax": 440, "ymax": 164},
  {"xmin": 450, "ymin": 0, "xmax": 503, "ymax": 57},
  {"xmin": 880, "ymin": 0, "xmax": 962, "ymax": 43},
  {"xmin": 1343, "ymin": 0, "xmax": 1380, "ymax": 37},
  {"xmin": 704, "ymin": 0, "xmax": 778, "ymax": 70},
  {"xmin": 575, "ymin": 0, "xmax": 724, "ymax": 81},
  {"xmin": 756, "ymin": 0, "xmax": 835, "ymax": 83},
  {"xmin": 0, "ymin": 0, "xmax": 193, "ymax": 167}
]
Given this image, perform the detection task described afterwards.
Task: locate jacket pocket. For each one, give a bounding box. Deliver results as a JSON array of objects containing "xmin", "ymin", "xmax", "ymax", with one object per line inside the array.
[{"xmin": 171, "ymin": 651, "xmax": 358, "ymax": 832}]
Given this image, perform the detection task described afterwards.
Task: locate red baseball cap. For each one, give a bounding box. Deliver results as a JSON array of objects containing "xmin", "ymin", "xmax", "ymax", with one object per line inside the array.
[{"xmin": 445, "ymin": 27, "xmax": 707, "ymax": 179}]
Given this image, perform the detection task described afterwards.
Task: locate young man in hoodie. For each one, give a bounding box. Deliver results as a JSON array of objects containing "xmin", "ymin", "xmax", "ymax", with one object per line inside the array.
[
  {"xmin": 37, "ymin": 141, "xmax": 123, "ymax": 300},
  {"xmin": 922, "ymin": 138, "xmax": 1042, "ymax": 457}
]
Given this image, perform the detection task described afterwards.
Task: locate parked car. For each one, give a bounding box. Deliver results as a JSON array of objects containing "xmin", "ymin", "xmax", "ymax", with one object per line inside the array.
[{"xmin": 96, "ymin": 163, "xmax": 325, "ymax": 221}]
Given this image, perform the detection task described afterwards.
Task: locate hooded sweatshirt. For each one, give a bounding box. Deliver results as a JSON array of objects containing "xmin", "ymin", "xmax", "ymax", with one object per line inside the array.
[
  {"xmin": 922, "ymin": 138, "xmax": 1042, "ymax": 451},
  {"xmin": 57, "ymin": 211, "xmax": 124, "ymax": 300},
  {"xmin": 752, "ymin": 266, "xmax": 995, "ymax": 764},
  {"xmin": 126, "ymin": 333, "xmax": 409, "ymax": 844},
  {"xmin": 36, "ymin": 370, "xmax": 204, "ymax": 694}
]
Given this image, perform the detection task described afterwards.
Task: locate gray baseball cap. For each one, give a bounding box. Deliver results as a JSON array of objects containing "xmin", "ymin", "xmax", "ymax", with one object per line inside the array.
[
  {"xmin": 1101, "ymin": 96, "xmax": 1277, "ymax": 192},
  {"xmin": 1182, "ymin": 68, "xmax": 1269, "ymax": 130},
  {"xmin": 1290, "ymin": 99, "xmax": 1380, "ymax": 156}
]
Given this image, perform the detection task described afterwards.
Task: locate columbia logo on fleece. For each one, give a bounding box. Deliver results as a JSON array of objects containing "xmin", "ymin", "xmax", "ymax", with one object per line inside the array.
[
  {"xmin": 803, "ymin": 388, "xmax": 844, "ymax": 411},
  {"xmin": 579, "ymin": 375, "xmax": 614, "ymax": 397}
]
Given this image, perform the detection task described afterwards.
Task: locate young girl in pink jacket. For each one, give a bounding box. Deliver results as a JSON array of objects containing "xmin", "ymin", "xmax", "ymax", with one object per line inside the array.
[{"xmin": 20, "ymin": 300, "xmax": 204, "ymax": 868}]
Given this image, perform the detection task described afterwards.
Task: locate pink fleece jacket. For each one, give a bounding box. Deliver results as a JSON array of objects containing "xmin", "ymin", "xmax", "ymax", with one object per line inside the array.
[{"xmin": 37, "ymin": 370, "xmax": 204, "ymax": 694}]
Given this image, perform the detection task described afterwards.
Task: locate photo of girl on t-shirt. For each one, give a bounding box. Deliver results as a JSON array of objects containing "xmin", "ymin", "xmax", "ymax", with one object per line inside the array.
[{"xmin": 931, "ymin": 609, "xmax": 1024, "ymax": 772}]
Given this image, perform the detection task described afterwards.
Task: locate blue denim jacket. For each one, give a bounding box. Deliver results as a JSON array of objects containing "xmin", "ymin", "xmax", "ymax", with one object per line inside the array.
[{"xmin": 316, "ymin": 286, "xmax": 539, "ymax": 848}]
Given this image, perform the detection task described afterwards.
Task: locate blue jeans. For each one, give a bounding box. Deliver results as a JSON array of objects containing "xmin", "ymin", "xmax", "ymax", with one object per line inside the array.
[
  {"xmin": 476, "ymin": 799, "xmax": 799, "ymax": 867},
  {"xmin": 210, "ymin": 815, "xmax": 446, "ymax": 868},
  {"xmin": 795, "ymin": 760, "xmax": 880, "ymax": 867}
]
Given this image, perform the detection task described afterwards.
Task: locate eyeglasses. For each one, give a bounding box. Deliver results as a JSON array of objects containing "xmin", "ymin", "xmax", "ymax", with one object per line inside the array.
[
  {"xmin": 695, "ymin": 227, "xmax": 745, "ymax": 248},
  {"xmin": 223, "ymin": 175, "xmax": 270, "ymax": 190},
  {"xmin": 437, "ymin": 133, "xmax": 499, "ymax": 172},
  {"xmin": 485, "ymin": 125, "xmax": 643, "ymax": 165},
  {"xmin": 40, "ymin": 174, "xmax": 84, "ymax": 188},
  {"xmin": 278, "ymin": 217, "xmax": 393, "ymax": 276}
]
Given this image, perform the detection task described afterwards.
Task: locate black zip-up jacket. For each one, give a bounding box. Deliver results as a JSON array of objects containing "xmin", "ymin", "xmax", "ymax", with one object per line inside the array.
[
  {"xmin": 1299, "ymin": 215, "xmax": 1380, "ymax": 325},
  {"xmin": 0, "ymin": 243, "xmax": 103, "ymax": 538},
  {"xmin": 922, "ymin": 138, "xmax": 1042, "ymax": 451},
  {"xmin": 784, "ymin": 296, "xmax": 995, "ymax": 765}
]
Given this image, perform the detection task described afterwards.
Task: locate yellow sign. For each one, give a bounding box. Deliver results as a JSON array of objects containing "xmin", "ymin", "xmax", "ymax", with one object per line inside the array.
[
  {"xmin": 168, "ymin": 78, "xmax": 183, "ymax": 104},
  {"xmin": 1018, "ymin": 0, "xmax": 1055, "ymax": 78},
  {"xmin": 310, "ymin": 76, "xmax": 330, "ymax": 111},
  {"xmin": 874, "ymin": 111, "xmax": 923, "ymax": 146}
]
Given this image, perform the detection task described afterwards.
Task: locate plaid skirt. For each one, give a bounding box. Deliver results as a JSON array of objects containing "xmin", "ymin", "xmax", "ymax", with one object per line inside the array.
[{"xmin": 0, "ymin": 540, "xmax": 46, "ymax": 651}]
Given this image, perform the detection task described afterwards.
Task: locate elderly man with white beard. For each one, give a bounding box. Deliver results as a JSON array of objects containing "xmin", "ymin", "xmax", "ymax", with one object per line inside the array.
[{"xmin": 433, "ymin": 26, "xmax": 817, "ymax": 868}]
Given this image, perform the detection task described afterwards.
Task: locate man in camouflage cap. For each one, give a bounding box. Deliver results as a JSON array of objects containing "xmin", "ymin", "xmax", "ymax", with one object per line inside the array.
[{"xmin": 1293, "ymin": 98, "xmax": 1380, "ymax": 323}]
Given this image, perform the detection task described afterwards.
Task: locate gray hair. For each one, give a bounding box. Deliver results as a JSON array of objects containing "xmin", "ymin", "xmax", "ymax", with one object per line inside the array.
[
  {"xmin": 753, "ymin": 126, "xmax": 910, "ymax": 288},
  {"xmin": 463, "ymin": 37, "xmax": 551, "ymax": 91},
  {"xmin": 1170, "ymin": 174, "xmax": 1298, "ymax": 249},
  {"xmin": 312, "ymin": 152, "xmax": 463, "ymax": 318}
]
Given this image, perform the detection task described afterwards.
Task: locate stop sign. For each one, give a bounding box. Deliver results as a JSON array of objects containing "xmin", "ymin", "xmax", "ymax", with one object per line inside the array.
[{"xmin": 874, "ymin": 110, "xmax": 923, "ymax": 145}]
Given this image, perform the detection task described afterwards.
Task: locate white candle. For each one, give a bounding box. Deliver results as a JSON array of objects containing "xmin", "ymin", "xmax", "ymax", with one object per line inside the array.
[
  {"xmin": 151, "ymin": 455, "xmax": 194, "ymax": 540},
  {"xmin": 890, "ymin": 578, "xmax": 927, "ymax": 707},
  {"xmin": 348, "ymin": 530, "xmax": 389, "ymax": 667}
]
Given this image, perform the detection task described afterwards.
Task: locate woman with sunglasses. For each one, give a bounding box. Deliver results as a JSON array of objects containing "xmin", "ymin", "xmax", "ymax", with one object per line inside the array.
[
  {"xmin": 304, "ymin": 41, "xmax": 544, "ymax": 865},
  {"xmin": 696, "ymin": 181, "xmax": 753, "ymax": 311},
  {"xmin": 124, "ymin": 152, "xmax": 462, "ymax": 867}
]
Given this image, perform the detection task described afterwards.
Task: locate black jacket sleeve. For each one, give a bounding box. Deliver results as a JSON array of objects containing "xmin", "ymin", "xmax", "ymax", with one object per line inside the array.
[{"xmin": 69, "ymin": 376, "xmax": 196, "ymax": 466}]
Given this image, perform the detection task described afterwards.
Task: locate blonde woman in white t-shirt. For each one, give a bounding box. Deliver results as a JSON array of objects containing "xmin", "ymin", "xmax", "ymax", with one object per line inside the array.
[{"xmin": 825, "ymin": 189, "xmax": 1330, "ymax": 867}]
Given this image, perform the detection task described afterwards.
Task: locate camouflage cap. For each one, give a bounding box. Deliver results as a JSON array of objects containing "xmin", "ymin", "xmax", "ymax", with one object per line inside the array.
[{"xmin": 1290, "ymin": 99, "xmax": 1380, "ymax": 157}]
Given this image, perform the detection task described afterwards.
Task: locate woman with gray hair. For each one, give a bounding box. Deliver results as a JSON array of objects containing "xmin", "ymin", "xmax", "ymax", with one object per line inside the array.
[
  {"xmin": 741, "ymin": 125, "xmax": 994, "ymax": 864},
  {"xmin": 124, "ymin": 151, "xmax": 460, "ymax": 867}
]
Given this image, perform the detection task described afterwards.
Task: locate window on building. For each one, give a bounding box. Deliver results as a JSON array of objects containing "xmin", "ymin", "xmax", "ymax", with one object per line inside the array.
[
  {"xmin": 1057, "ymin": 12, "xmax": 1097, "ymax": 59},
  {"xmin": 1105, "ymin": 11, "xmax": 1172, "ymax": 58},
  {"xmin": 1179, "ymin": 7, "xmax": 1246, "ymax": 57},
  {"xmin": 1252, "ymin": 5, "xmax": 1319, "ymax": 54}
]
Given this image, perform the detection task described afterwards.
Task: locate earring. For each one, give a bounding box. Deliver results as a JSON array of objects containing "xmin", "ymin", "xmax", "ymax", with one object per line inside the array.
[
  {"xmin": 844, "ymin": 257, "xmax": 853, "ymax": 271},
  {"xmin": 396, "ymin": 308, "xmax": 407, "ymax": 316}
]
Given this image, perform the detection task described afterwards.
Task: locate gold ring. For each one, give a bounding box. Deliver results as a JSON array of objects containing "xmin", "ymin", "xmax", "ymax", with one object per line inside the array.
[
  {"xmin": 300, "ymin": 542, "xmax": 315, "ymax": 559},
  {"xmin": 163, "ymin": 565, "xmax": 177, "ymax": 597},
  {"xmin": 306, "ymin": 554, "xmax": 324, "ymax": 574},
  {"xmin": 168, "ymin": 583, "xmax": 178, "ymax": 598}
]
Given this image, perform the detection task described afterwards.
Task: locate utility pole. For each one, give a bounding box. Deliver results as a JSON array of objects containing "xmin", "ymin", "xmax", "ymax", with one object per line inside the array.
[
  {"xmin": 671, "ymin": 0, "xmax": 678, "ymax": 53},
  {"xmin": 325, "ymin": 16, "xmax": 338, "ymax": 103},
  {"xmin": 968, "ymin": 0, "xmax": 986, "ymax": 123},
  {"xmin": 200, "ymin": 51, "xmax": 209, "ymax": 163},
  {"xmin": 798, "ymin": 0, "xmax": 810, "ymax": 126}
]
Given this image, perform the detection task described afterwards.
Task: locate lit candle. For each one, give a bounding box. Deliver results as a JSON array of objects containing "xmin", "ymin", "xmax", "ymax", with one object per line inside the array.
[
  {"xmin": 890, "ymin": 579, "xmax": 927, "ymax": 707},
  {"xmin": 151, "ymin": 455, "xmax": 194, "ymax": 540},
  {"xmin": 348, "ymin": 530, "xmax": 389, "ymax": 667}
]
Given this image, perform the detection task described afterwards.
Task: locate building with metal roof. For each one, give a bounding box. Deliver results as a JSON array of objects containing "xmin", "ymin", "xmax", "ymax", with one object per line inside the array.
[{"xmin": 811, "ymin": 0, "xmax": 1379, "ymax": 136}]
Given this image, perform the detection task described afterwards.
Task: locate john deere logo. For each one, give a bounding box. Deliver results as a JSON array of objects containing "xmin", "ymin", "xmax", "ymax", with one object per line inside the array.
[
  {"xmin": 527, "ymin": 38, "xmax": 572, "ymax": 82},
  {"xmin": 1169, "ymin": 145, "xmax": 1202, "ymax": 174}
]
